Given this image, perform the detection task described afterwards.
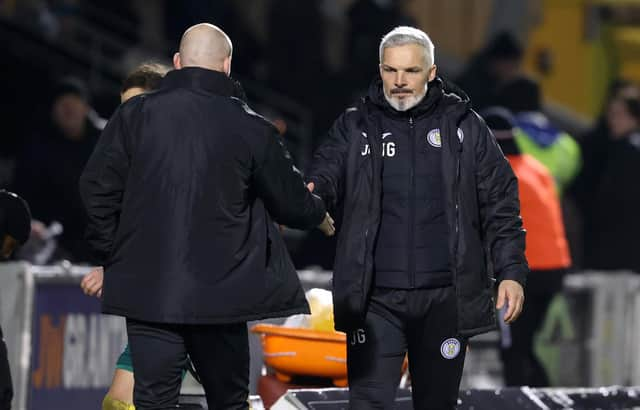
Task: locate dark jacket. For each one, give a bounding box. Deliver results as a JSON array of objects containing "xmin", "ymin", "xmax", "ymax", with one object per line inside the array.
[
  {"xmin": 308, "ymin": 78, "xmax": 528, "ymax": 336},
  {"xmin": 79, "ymin": 67, "xmax": 326, "ymax": 324},
  {"xmin": 584, "ymin": 131, "xmax": 640, "ymax": 272},
  {"xmin": 371, "ymin": 83, "xmax": 451, "ymax": 289}
]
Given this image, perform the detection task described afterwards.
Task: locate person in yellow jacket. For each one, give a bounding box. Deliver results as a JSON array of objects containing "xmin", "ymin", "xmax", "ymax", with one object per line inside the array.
[{"xmin": 482, "ymin": 107, "xmax": 571, "ymax": 387}]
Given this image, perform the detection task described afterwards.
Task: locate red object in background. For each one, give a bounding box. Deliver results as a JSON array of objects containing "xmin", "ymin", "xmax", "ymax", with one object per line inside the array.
[{"xmin": 506, "ymin": 154, "xmax": 571, "ymax": 270}]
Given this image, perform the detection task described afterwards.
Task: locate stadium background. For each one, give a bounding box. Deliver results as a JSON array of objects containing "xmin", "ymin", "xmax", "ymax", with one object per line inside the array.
[{"xmin": 1, "ymin": 0, "xmax": 640, "ymax": 409}]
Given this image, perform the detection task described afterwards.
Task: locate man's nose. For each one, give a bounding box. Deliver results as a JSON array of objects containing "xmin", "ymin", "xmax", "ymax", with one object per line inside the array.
[{"xmin": 395, "ymin": 72, "xmax": 407, "ymax": 88}]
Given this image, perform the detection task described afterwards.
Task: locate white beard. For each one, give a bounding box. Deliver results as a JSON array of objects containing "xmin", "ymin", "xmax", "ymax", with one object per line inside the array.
[{"xmin": 384, "ymin": 84, "xmax": 428, "ymax": 112}]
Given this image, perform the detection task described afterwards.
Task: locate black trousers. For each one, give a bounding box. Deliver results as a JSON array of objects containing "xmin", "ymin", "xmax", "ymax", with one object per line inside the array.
[
  {"xmin": 126, "ymin": 319, "xmax": 249, "ymax": 410},
  {"xmin": 499, "ymin": 269, "xmax": 564, "ymax": 387},
  {"xmin": 0, "ymin": 325, "xmax": 12, "ymax": 410},
  {"xmin": 500, "ymin": 292, "xmax": 552, "ymax": 387},
  {"xmin": 347, "ymin": 286, "xmax": 466, "ymax": 410}
]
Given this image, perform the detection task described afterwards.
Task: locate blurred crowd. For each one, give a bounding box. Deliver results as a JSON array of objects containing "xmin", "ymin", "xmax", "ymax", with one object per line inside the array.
[{"xmin": 0, "ymin": 0, "xmax": 639, "ymax": 277}]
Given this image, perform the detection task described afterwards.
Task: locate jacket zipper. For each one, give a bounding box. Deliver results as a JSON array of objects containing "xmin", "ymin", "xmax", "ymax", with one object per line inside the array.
[
  {"xmin": 409, "ymin": 116, "xmax": 416, "ymax": 288},
  {"xmin": 453, "ymin": 156, "xmax": 461, "ymax": 275},
  {"xmin": 453, "ymin": 130, "xmax": 462, "ymax": 330},
  {"xmin": 363, "ymin": 107, "xmax": 376, "ymax": 310}
]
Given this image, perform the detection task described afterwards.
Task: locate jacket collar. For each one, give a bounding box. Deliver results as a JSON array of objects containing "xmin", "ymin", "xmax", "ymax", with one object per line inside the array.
[
  {"xmin": 161, "ymin": 67, "xmax": 243, "ymax": 98},
  {"xmin": 367, "ymin": 76, "xmax": 443, "ymax": 119},
  {"xmin": 366, "ymin": 76, "xmax": 472, "ymax": 122}
]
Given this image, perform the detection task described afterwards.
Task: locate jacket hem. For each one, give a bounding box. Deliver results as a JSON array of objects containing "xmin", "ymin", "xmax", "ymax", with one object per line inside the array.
[
  {"xmin": 102, "ymin": 305, "xmax": 310, "ymax": 324},
  {"xmin": 375, "ymin": 271, "xmax": 452, "ymax": 289}
]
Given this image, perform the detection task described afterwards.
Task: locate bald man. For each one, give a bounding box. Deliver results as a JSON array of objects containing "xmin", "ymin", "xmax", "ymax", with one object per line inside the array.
[
  {"xmin": 173, "ymin": 23, "xmax": 233, "ymax": 72},
  {"xmin": 80, "ymin": 23, "xmax": 333, "ymax": 409}
]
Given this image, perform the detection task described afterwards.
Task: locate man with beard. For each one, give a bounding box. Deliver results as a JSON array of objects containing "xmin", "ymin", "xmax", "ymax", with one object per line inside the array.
[{"xmin": 307, "ymin": 26, "xmax": 528, "ymax": 409}]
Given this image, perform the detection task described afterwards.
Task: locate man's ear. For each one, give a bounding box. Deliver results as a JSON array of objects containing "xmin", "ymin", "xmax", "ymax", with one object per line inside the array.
[
  {"xmin": 173, "ymin": 52, "xmax": 182, "ymax": 70},
  {"xmin": 223, "ymin": 56, "xmax": 232, "ymax": 76},
  {"xmin": 428, "ymin": 64, "xmax": 438, "ymax": 81}
]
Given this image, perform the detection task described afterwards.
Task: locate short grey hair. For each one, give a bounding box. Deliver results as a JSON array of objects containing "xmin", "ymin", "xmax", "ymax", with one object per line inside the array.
[{"xmin": 379, "ymin": 26, "xmax": 435, "ymax": 68}]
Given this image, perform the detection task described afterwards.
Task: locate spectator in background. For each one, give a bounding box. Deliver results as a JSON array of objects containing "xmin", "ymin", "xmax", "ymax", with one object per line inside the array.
[
  {"xmin": 583, "ymin": 93, "xmax": 640, "ymax": 273},
  {"xmin": 483, "ymin": 108, "xmax": 571, "ymax": 387},
  {"xmin": 495, "ymin": 76, "xmax": 581, "ymax": 194},
  {"xmin": 570, "ymin": 80, "xmax": 639, "ymax": 226},
  {"xmin": 13, "ymin": 76, "xmax": 104, "ymax": 263},
  {"xmin": 80, "ymin": 62, "xmax": 170, "ymax": 410},
  {"xmin": 0, "ymin": 190, "xmax": 31, "ymax": 410},
  {"xmin": 119, "ymin": 62, "xmax": 169, "ymax": 102},
  {"xmin": 456, "ymin": 31, "xmax": 524, "ymax": 111}
]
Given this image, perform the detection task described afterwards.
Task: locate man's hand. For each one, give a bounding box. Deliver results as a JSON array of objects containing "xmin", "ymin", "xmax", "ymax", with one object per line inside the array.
[
  {"xmin": 318, "ymin": 213, "xmax": 335, "ymax": 236},
  {"xmin": 307, "ymin": 182, "xmax": 335, "ymax": 236},
  {"xmin": 496, "ymin": 279, "xmax": 524, "ymax": 324},
  {"xmin": 81, "ymin": 267, "xmax": 104, "ymax": 298}
]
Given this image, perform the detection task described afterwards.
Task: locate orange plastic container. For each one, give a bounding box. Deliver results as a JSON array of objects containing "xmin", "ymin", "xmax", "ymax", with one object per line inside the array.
[{"xmin": 251, "ymin": 323, "xmax": 348, "ymax": 386}]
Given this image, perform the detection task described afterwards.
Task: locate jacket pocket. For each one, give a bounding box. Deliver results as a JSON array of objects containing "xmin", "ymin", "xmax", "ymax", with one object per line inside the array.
[{"xmin": 265, "ymin": 222, "xmax": 286, "ymax": 285}]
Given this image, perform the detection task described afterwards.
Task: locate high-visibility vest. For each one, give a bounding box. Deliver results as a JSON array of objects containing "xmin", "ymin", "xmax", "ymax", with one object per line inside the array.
[
  {"xmin": 513, "ymin": 128, "xmax": 581, "ymax": 194},
  {"xmin": 507, "ymin": 154, "xmax": 572, "ymax": 270}
]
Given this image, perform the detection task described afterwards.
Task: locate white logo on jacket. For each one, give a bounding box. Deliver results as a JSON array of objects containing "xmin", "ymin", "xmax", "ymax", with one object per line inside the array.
[
  {"xmin": 349, "ymin": 328, "xmax": 367, "ymax": 345},
  {"xmin": 427, "ymin": 129, "xmax": 442, "ymax": 147},
  {"xmin": 426, "ymin": 128, "xmax": 464, "ymax": 147},
  {"xmin": 361, "ymin": 132, "xmax": 396, "ymax": 157}
]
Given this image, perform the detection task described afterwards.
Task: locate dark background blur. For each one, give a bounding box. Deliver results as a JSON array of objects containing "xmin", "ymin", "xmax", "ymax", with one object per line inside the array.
[{"xmin": 1, "ymin": 0, "xmax": 640, "ymax": 273}]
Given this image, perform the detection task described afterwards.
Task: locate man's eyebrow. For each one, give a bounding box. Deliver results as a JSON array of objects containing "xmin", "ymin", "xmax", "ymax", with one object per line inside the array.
[{"xmin": 381, "ymin": 64, "xmax": 423, "ymax": 72}]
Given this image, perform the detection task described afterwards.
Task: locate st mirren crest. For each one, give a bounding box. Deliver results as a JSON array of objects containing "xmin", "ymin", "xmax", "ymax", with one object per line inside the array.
[
  {"xmin": 440, "ymin": 338, "xmax": 461, "ymax": 359},
  {"xmin": 427, "ymin": 128, "xmax": 442, "ymax": 148}
]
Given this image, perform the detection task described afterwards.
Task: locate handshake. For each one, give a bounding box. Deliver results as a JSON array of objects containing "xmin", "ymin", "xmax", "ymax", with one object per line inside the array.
[{"xmin": 307, "ymin": 182, "xmax": 335, "ymax": 237}]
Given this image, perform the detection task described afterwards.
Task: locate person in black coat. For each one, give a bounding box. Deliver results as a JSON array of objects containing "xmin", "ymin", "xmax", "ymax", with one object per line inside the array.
[
  {"xmin": 0, "ymin": 190, "xmax": 31, "ymax": 410},
  {"xmin": 455, "ymin": 31, "xmax": 524, "ymax": 111},
  {"xmin": 308, "ymin": 26, "xmax": 527, "ymax": 409},
  {"xmin": 12, "ymin": 76, "xmax": 102, "ymax": 262},
  {"xmin": 79, "ymin": 23, "xmax": 332, "ymax": 410},
  {"xmin": 583, "ymin": 92, "xmax": 640, "ymax": 272}
]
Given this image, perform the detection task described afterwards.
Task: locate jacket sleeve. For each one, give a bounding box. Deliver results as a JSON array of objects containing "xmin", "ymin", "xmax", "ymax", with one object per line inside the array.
[
  {"xmin": 306, "ymin": 111, "xmax": 352, "ymax": 209},
  {"xmin": 78, "ymin": 107, "xmax": 132, "ymax": 265},
  {"xmin": 474, "ymin": 116, "xmax": 529, "ymax": 286},
  {"xmin": 253, "ymin": 128, "xmax": 326, "ymax": 230}
]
